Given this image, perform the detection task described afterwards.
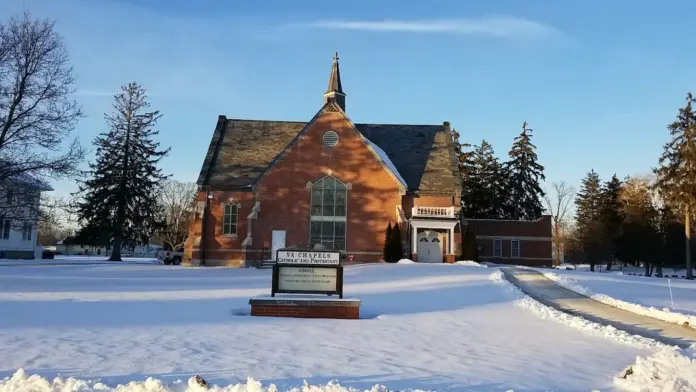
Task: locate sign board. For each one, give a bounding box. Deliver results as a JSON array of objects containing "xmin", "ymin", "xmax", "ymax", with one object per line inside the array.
[
  {"xmin": 276, "ymin": 250, "xmax": 340, "ymax": 265},
  {"xmin": 347, "ymin": 254, "xmax": 355, "ymax": 262},
  {"xmin": 272, "ymin": 249, "xmax": 343, "ymax": 298},
  {"xmin": 278, "ymin": 266, "xmax": 338, "ymax": 292}
]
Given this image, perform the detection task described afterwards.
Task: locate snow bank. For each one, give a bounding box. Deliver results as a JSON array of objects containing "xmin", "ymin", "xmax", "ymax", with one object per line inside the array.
[
  {"xmin": 0, "ymin": 369, "xmax": 423, "ymax": 392},
  {"xmin": 454, "ymin": 260, "xmax": 486, "ymax": 267},
  {"xmin": 396, "ymin": 259, "xmax": 415, "ymax": 264},
  {"xmin": 614, "ymin": 345, "xmax": 696, "ymax": 392},
  {"xmin": 489, "ymin": 271, "xmax": 665, "ymax": 350},
  {"xmin": 543, "ymin": 271, "xmax": 696, "ymax": 330}
]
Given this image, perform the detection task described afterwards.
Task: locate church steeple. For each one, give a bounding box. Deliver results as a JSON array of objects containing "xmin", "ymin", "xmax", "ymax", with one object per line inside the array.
[{"xmin": 324, "ymin": 52, "xmax": 346, "ymax": 112}]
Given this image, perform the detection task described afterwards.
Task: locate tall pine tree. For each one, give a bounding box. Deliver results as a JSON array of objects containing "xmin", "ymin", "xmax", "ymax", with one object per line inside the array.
[
  {"xmin": 599, "ymin": 174, "xmax": 623, "ymax": 269},
  {"xmin": 462, "ymin": 140, "xmax": 508, "ymax": 219},
  {"xmin": 77, "ymin": 83, "xmax": 170, "ymax": 261},
  {"xmin": 655, "ymin": 92, "xmax": 696, "ymax": 279},
  {"xmin": 505, "ymin": 121, "xmax": 545, "ymax": 220},
  {"xmin": 450, "ymin": 128, "xmax": 474, "ymax": 178},
  {"xmin": 575, "ymin": 170, "xmax": 603, "ymax": 271}
]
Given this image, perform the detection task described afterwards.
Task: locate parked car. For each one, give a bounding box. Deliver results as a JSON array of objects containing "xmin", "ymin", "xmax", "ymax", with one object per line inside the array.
[{"xmin": 157, "ymin": 248, "xmax": 183, "ymax": 265}]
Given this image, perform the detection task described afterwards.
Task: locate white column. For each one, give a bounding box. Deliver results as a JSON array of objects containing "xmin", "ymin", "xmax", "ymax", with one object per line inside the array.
[
  {"xmin": 411, "ymin": 224, "xmax": 418, "ymax": 254},
  {"xmin": 449, "ymin": 227, "xmax": 455, "ymax": 254}
]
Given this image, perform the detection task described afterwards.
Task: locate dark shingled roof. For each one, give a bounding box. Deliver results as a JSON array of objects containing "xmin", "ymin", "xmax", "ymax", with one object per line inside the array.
[
  {"xmin": 356, "ymin": 124, "xmax": 461, "ymax": 193},
  {"xmin": 197, "ymin": 116, "xmax": 460, "ymax": 195}
]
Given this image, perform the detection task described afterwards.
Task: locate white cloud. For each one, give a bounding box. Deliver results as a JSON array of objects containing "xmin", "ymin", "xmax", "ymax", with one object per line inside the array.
[{"xmin": 305, "ymin": 16, "xmax": 561, "ymax": 39}]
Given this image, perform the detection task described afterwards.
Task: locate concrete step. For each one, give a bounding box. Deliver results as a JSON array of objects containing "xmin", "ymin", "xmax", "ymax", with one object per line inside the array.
[{"xmin": 258, "ymin": 260, "xmax": 276, "ymax": 269}]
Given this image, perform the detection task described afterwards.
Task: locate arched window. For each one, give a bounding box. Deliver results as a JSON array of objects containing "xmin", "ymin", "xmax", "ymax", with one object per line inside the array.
[
  {"xmin": 222, "ymin": 204, "xmax": 238, "ymax": 235},
  {"xmin": 309, "ymin": 176, "xmax": 346, "ymax": 250}
]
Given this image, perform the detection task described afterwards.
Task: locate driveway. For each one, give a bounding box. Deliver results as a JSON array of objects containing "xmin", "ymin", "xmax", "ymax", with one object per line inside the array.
[{"xmin": 502, "ymin": 267, "xmax": 696, "ymax": 348}]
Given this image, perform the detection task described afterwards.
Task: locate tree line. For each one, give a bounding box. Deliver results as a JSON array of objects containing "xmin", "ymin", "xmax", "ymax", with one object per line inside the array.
[
  {"xmin": 559, "ymin": 93, "xmax": 696, "ymax": 279},
  {"xmin": 0, "ymin": 12, "xmax": 196, "ymax": 260},
  {"xmin": 449, "ymin": 92, "xmax": 696, "ymax": 280}
]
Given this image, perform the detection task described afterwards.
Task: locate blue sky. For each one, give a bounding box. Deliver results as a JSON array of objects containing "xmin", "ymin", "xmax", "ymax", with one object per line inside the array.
[{"xmin": 2, "ymin": 0, "xmax": 695, "ymax": 201}]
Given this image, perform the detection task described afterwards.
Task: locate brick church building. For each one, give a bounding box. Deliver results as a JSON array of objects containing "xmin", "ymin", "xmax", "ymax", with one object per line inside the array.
[{"xmin": 185, "ymin": 54, "xmax": 552, "ymax": 267}]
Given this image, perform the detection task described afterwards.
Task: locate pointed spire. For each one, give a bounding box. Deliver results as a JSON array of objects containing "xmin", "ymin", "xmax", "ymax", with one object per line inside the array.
[
  {"xmin": 326, "ymin": 52, "xmax": 343, "ymax": 94},
  {"xmin": 324, "ymin": 52, "xmax": 346, "ymax": 111}
]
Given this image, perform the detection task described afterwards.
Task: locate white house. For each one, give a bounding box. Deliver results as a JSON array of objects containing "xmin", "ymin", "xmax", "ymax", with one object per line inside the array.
[{"xmin": 0, "ymin": 174, "xmax": 52, "ymax": 259}]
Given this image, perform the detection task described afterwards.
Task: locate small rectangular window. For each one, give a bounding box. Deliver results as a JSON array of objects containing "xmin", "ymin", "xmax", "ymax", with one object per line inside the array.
[
  {"xmin": 321, "ymin": 221, "xmax": 334, "ymax": 236},
  {"xmin": 6, "ymin": 189, "xmax": 13, "ymax": 204},
  {"xmin": 511, "ymin": 240, "xmax": 520, "ymax": 258},
  {"xmin": 493, "ymin": 239, "xmax": 502, "ymax": 257},
  {"xmin": 222, "ymin": 204, "xmax": 238, "ymax": 235},
  {"xmin": 310, "ymin": 221, "xmax": 322, "ymax": 236},
  {"xmin": 22, "ymin": 222, "xmax": 32, "ymax": 241},
  {"xmin": 1, "ymin": 219, "xmax": 10, "ymax": 240}
]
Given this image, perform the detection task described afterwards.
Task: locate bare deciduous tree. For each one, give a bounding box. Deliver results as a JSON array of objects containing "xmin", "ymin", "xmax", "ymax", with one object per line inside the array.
[
  {"xmin": 156, "ymin": 180, "xmax": 196, "ymax": 251},
  {"xmin": 0, "ymin": 12, "xmax": 84, "ymax": 220},
  {"xmin": 544, "ymin": 181, "xmax": 576, "ymax": 267},
  {"xmin": 36, "ymin": 194, "xmax": 72, "ymax": 246}
]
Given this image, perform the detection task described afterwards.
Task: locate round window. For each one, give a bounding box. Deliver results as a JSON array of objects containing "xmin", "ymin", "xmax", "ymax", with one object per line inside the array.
[{"xmin": 323, "ymin": 131, "xmax": 339, "ymax": 147}]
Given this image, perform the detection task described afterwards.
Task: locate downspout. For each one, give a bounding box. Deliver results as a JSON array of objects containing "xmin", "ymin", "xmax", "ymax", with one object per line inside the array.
[{"xmin": 201, "ymin": 190, "xmax": 212, "ymax": 266}]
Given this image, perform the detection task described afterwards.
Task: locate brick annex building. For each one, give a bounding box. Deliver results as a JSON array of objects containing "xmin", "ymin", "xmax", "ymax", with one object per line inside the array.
[{"xmin": 185, "ymin": 54, "xmax": 552, "ymax": 267}]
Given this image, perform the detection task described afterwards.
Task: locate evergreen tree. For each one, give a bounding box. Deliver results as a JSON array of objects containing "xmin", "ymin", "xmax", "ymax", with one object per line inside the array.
[
  {"xmin": 460, "ymin": 228, "xmax": 479, "ymax": 261},
  {"xmin": 383, "ymin": 222, "xmax": 393, "ymax": 262},
  {"xmin": 660, "ymin": 205, "xmax": 685, "ymax": 272},
  {"xmin": 505, "ymin": 122, "xmax": 546, "ymax": 220},
  {"xmin": 449, "ymin": 128, "xmax": 474, "ymax": 179},
  {"xmin": 390, "ymin": 223, "xmax": 403, "ymax": 261},
  {"xmin": 574, "ymin": 170, "xmax": 603, "ymax": 271},
  {"xmin": 616, "ymin": 177, "xmax": 661, "ymax": 276},
  {"xmin": 599, "ymin": 174, "xmax": 623, "ymax": 269},
  {"xmin": 76, "ymin": 83, "xmax": 170, "ymax": 261},
  {"xmin": 655, "ymin": 92, "xmax": 696, "ymax": 279},
  {"xmin": 462, "ymin": 140, "xmax": 508, "ymax": 219}
]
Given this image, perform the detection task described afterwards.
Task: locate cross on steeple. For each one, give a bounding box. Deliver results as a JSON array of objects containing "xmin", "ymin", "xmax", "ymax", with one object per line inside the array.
[{"xmin": 324, "ymin": 52, "xmax": 346, "ymax": 111}]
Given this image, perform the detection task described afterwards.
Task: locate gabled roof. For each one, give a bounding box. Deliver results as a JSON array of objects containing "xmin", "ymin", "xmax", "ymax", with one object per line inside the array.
[
  {"xmin": 197, "ymin": 115, "xmax": 305, "ymax": 189},
  {"xmin": 197, "ymin": 107, "xmax": 460, "ymax": 195},
  {"xmin": 3, "ymin": 172, "xmax": 52, "ymax": 191},
  {"xmin": 356, "ymin": 123, "xmax": 461, "ymax": 194}
]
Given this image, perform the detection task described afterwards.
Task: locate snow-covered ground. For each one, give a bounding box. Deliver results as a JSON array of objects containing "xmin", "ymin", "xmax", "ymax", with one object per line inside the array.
[
  {"xmin": 0, "ymin": 262, "xmax": 684, "ymax": 391},
  {"xmin": 542, "ymin": 268, "xmax": 696, "ymax": 329}
]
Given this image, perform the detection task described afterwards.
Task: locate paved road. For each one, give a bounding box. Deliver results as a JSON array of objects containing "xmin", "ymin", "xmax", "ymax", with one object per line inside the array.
[{"xmin": 501, "ymin": 267, "xmax": 696, "ymax": 348}]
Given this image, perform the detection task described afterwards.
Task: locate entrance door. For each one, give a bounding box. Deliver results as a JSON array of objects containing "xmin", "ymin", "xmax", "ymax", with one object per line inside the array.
[
  {"xmin": 271, "ymin": 230, "xmax": 286, "ymax": 261},
  {"xmin": 417, "ymin": 230, "xmax": 443, "ymax": 263}
]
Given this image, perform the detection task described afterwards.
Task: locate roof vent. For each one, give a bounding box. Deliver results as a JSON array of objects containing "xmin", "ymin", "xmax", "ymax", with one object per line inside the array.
[{"xmin": 323, "ymin": 131, "xmax": 339, "ymax": 147}]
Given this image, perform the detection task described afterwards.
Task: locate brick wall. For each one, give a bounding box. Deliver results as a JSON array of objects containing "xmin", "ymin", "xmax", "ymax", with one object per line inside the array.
[
  {"xmin": 186, "ymin": 191, "xmax": 256, "ymax": 266},
  {"xmin": 466, "ymin": 216, "xmax": 552, "ymax": 266},
  {"xmin": 250, "ymin": 304, "xmax": 359, "ymax": 319},
  {"xmin": 467, "ymin": 216, "xmax": 552, "ymax": 237},
  {"xmin": 189, "ymin": 109, "xmax": 406, "ymax": 265}
]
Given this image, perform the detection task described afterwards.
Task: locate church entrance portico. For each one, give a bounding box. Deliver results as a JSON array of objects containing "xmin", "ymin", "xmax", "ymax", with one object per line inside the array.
[{"xmin": 410, "ymin": 219, "xmax": 458, "ymax": 263}]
